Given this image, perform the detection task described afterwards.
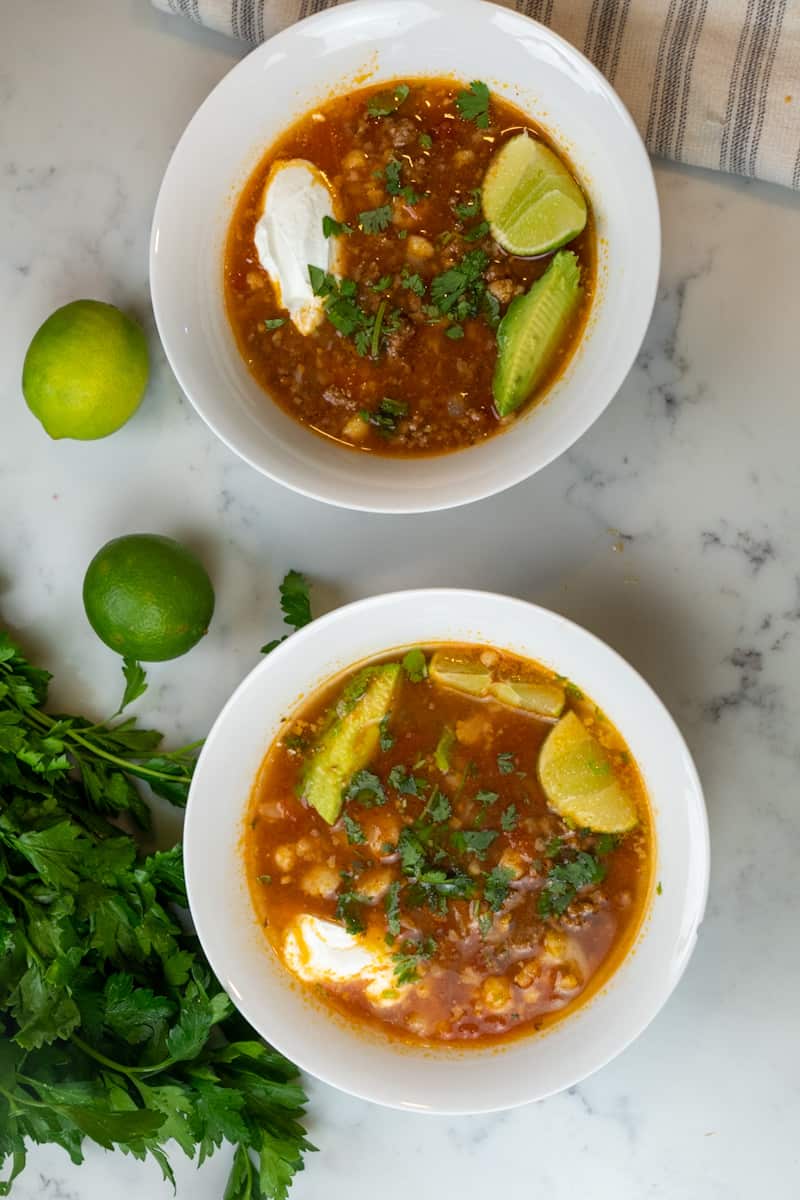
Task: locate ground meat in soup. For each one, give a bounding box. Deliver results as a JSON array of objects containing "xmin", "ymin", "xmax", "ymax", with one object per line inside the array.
[
  {"xmin": 225, "ymin": 78, "xmax": 595, "ymax": 457},
  {"xmin": 244, "ymin": 644, "xmax": 652, "ymax": 1048}
]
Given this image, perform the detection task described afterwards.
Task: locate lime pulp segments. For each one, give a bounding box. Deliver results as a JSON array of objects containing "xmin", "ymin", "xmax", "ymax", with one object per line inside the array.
[{"xmin": 482, "ymin": 133, "xmax": 587, "ymax": 256}]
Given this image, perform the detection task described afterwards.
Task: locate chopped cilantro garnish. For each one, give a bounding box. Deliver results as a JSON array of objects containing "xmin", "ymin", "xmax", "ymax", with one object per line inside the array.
[
  {"xmin": 385, "ymin": 881, "xmax": 402, "ymax": 942},
  {"xmin": 456, "ymin": 80, "xmax": 491, "ymax": 128},
  {"xmin": 538, "ymin": 852, "xmax": 605, "ymax": 917},
  {"xmin": 477, "ymin": 912, "xmax": 493, "ymax": 937},
  {"xmin": 497, "ymin": 752, "xmax": 515, "ymax": 774},
  {"xmin": 453, "ymin": 189, "xmax": 482, "ymax": 220},
  {"xmin": 397, "ymin": 229, "xmax": 408, "ymax": 240},
  {"xmin": 501, "ymin": 804, "xmax": 518, "ymax": 832},
  {"xmin": 371, "ymin": 274, "xmax": 394, "ymax": 291},
  {"xmin": 419, "ymin": 132, "xmax": 433, "ymax": 149},
  {"xmin": 335, "ymin": 886, "xmax": 367, "ymax": 934},
  {"xmin": 545, "ymin": 837, "xmax": 563, "ymax": 858},
  {"xmin": 264, "ymin": 317, "xmax": 286, "ymax": 330},
  {"xmin": 400, "ymin": 268, "xmax": 426, "ymax": 296},
  {"xmin": 359, "ymin": 204, "xmax": 393, "ymax": 234},
  {"xmin": 445, "ymin": 324, "xmax": 464, "ymax": 340},
  {"xmin": 344, "ymin": 769, "xmax": 386, "ymax": 807},
  {"xmin": 257, "ymin": 873, "xmax": 272, "ymax": 884},
  {"xmin": 450, "ymin": 829, "xmax": 498, "ymax": 861},
  {"xmin": 322, "ymin": 215, "xmax": 353, "ymax": 238},
  {"xmin": 388, "ymin": 764, "xmax": 428, "ymax": 796},
  {"xmin": 464, "ymin": 220, "xmax": 490, "ymax": 242},
  {"xmin": 343, "ymin": 813, "xmax": 366, "ymax": 845},
  {"xmin": 379, "ymin": 713, "xmax": 394, "ymax": 752},
  {"xmin": 426, "ymin": 789, "xmax": 452, "ymax": 824},
  {"xmin": 483, "ymin": 289, "xmax": 501, "ymax": 329},
  {"xmin": 475, "ymin": 789, "xmax": 498, "ymax": 808},
  {"xmin": 595, "ymin": 833, "xmax": 619, "ymax": 856},
  {"xmin": 402, "ymin": 648, "xmax": 428, "ymax": 682},
  {"xmin": 484, "ymin": 865, "xmax": 515, "ymax": 911},
  {"xmin": 366, "ymin": 82, "xmax": 410, "ymax": 118},
  {"xmin": 308, "ymin": 264, "xmax": 337, "ymax": 296},
  {"xmin": 430, "ymin": 249, "xmax": 489, "ymax": 321},
  {"xmin": 392, "ymin": 935, "xmax": 436, "ymax": 984},
  {"xmin": 360, "ymin": 395, "xmax": 408, "ymax": 435},
  {"xmin": 382, "ymin": 157, "xmax": 422, "ymax": 204},
  {"xmin": 397, "ymin": 826, "xmax": 428, "ymax": 875}
]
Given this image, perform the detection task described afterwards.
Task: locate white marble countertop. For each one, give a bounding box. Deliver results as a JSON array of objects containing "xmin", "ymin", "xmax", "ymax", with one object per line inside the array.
[{"xmin": 2, "ymin": 2, "xmax": 799, "ymax": 1197}]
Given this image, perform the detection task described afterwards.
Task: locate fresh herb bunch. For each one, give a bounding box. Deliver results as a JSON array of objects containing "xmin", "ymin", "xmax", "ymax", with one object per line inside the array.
[{"xmin": 0, "ymin": 631, "xmax": 312, "ymax": 1197}]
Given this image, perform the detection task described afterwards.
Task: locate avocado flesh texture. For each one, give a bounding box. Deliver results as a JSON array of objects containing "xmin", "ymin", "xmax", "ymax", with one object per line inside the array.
[{"xmin": 302, "ymin": 664, "xmax": 401, "ymax": 824}]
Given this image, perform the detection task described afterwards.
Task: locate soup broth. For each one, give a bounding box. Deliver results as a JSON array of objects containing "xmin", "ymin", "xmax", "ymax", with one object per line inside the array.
[{"xmin": 244, "ymin": 644, "xmax": 652, "ymax": 1047}]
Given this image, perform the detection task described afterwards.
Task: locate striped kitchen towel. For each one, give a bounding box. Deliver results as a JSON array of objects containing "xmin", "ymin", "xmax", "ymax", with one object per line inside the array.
[{"xmin": 153, "ymin": 0, "xmax": 800, "ymax": 190}]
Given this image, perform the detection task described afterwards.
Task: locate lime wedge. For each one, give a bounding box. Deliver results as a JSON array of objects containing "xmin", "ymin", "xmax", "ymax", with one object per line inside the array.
[
  {"xmin": 538, "ymin": 712, "xmax": 638, "ymax": 833},
  {"xmin": 429, "ymin": 653, "xmax": 491, "ymax": 697},
  {"xmin": 492, "ymin": 250, "xmax": 582, "ymax": 417},
  {"xmin": 482, "ymin": 133, "xmax": 587, "ymax": 256},
  {"xmin": 490, "ymin": 680, "xmax": 565, "ymax": 718}
]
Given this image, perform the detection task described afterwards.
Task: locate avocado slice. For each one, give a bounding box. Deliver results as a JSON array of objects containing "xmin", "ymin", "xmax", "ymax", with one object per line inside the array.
[
  {"xmin": 492, "ymin": 250, "xmax": 583, "ymax": 418},
  {"xmin": 302, "ymin": 664, "xmax": 401, "ymax": 824}
]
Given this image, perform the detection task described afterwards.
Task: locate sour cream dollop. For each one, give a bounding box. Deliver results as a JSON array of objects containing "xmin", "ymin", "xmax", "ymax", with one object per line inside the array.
[
  {"xmin": 253, "ymin": 159, "xmax": 338, "ymax": 335},
  {"xmin": 283, "ymin": 914, "xmax": 405, "ymax": 1006}
]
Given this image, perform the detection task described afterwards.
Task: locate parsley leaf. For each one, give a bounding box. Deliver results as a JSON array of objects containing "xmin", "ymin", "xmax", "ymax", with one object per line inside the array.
[
  {"xmin": 497, "ymin": 752, "xmax": 515, "ymax": 774},
  {"xmin": 261, "ymin": 570, "xmax": 313, "ymax": 654},
  {"xmin": 402, "ymin": 648, "xmax": 428, "ymax": 682},
  {"xmin": 322, "ymin": 215, "xmax": 353, "ymax": 238},
  {"xmin": 456, "ymin": 80, "xmax": 491, "ymax": 128},
  {"xmin": 366, "ymin": 82, "xmax": 410, "ymax": 118},
  {"xmin": 359, "ymin": 204, "xmax": 393, "ymax": 234},
  {"xmin": 484, "ymin": 865, "xmax": 515, "ymax": 911},
  {"xmin": 118, "ymin": 657, "xmax": 147, "ymax": 714}
]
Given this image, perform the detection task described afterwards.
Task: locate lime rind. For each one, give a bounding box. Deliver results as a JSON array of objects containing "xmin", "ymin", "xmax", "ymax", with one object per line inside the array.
[
  {"xmin": 538, "ymin": 712, "xmax": 638, "ymax": 834},
  {"xmin": 483, "ymin": 133, "xmax": 587, "ymax": 257}
]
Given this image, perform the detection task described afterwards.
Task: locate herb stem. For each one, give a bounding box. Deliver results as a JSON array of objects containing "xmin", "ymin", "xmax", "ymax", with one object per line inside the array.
[
  {"xmin": 371, "ymin": 300, "xmax": 387, "ymax": 358},
  {"xmin": 23, "ymin": 708, "xmax": 193, "ymax": 785},
  {"xmin": 70, "ymin": 1033, "xmax": 176, "ymax": 1077}
]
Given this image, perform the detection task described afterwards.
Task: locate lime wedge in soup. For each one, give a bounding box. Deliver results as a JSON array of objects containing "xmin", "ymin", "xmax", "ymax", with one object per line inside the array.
[
  {"xmin": 482, "ymin": 133, "xmax": 587, "ymax": 257},
  {"xmin": 429, "ymin": 653, "xmax": 491, "ymax": 697},
  {"xmin": 490, "ymin": 679, "xmax": 565, "ymax": 718},
  {"xmin": 302, "ymin": 664, "xmax": 400, "ymax": 823},
  {"xmin": 492, "ymin": 250, "xmax": 582, "ymax": 418},
  {"xmin": 538, "ymin": 711, "xmax": 638, "ymax": 833}
]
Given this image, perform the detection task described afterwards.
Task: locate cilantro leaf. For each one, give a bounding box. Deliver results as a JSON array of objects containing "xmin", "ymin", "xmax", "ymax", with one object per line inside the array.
[
  {"xmin": 392, "ymin": 935, "xmax": 435, "ymax": 984},
  {"xmin": 538, "ymin": 851, "xmax": 606, "ymax": 917},
  {"xmin": 453, "ymin": 189, "xmax": 482, "ymax": 220},
  {"xmin": 484, "ymin": 865, "xmax": 515, "ymax": 911},
  {"xmin": 360, "ymin": 396, "xmax": 408, "ymax": 435},
  {"xmin": 497, "ymin": 752, "xmax": 515, "ymax": 774},
  {"xmin": 264, "ymin": 317, "xmax": 286, "ymax": 330},
  {"xmin": 501, "ymin": 804, "xmax": 518, "ymax": 832},
  {"xmin": 342, "ymin": 813, "xmax": 366, "ymax": 845},
  {"xmin": 450, "ymin": 829, "xmax": 498, "ymax": 861},
  {"xmin": 385, "ymin": 881, "xmax": 402, "ymax": 942},
  {"xmin": 344, "ymin": 769, "xmax": 386, "ymax": 806},
  {"xmin": 359, "ymin": 204, "xmax": 393, "ymax": 234},
  {"xmin": 456, "ymin": 80, "xmax": 491, "ymax": 128},
  {"xmin": 419, "ymin": 132, "xmax": 433, "ymax": 149},
  {"xmin": 366, "ymin": 83, "xmax": 410, "ymax": 117},
  {"xmin": 322, "ymin": 215, "xmax": 353, "ymax": 238}
]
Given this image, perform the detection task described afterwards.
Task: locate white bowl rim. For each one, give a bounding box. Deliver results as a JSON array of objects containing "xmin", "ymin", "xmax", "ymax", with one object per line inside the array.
[
  {"xmin": 184, "ymin": 588, "xmax": 709, "ymax": 1113},
  {"xmin": 150, "ymin": 0, "xmax": 661, "ymax": 514}
]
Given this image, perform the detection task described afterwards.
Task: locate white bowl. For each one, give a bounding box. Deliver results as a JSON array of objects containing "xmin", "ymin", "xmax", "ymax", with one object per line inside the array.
[
  {"xmin": 150, "ymin": 0, "xmax": 659, "ymax": 513},
  {"xmin": 184, "ymin": 590, "xmax": 708, "ymax": 1113}
]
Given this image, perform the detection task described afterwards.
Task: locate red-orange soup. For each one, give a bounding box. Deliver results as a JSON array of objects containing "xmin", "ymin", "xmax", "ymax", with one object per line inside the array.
[
  {"xmin": 244, "ymin": 645, "xmax": 652, "ymax": 1047},
  {"xmin": 224, "ymin": 78, "xmax": 595, "ymax": 457}
]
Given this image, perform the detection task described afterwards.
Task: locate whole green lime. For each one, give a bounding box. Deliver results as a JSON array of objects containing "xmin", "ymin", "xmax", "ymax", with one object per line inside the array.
[
  {"xmin": 83, "ymin": 534, "xmax": 215, "ymax": 662},
  {"xmin": 22, "ymin": 299, "xmax": 149, "ymax": 440}
]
